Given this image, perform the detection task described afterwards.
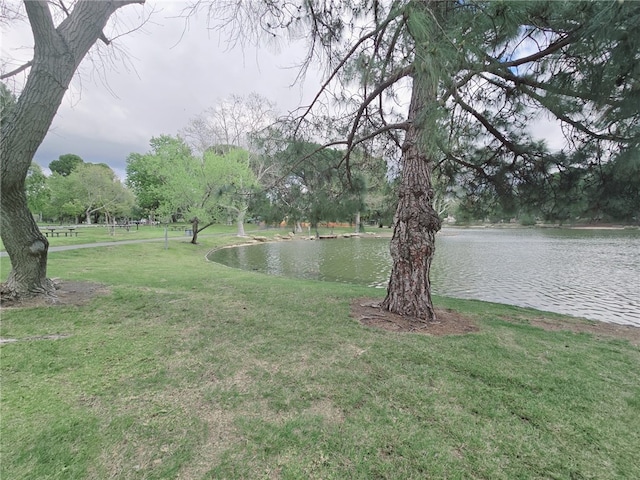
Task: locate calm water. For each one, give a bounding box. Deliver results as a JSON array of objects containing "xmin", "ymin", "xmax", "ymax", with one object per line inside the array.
[{"xmin": 209, "ymin": 228, "xmax": 640, "ymax": 326}]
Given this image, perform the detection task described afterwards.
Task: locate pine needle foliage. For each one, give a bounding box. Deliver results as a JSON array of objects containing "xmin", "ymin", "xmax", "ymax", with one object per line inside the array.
[{"xmin": 210, "ymin": 0, "xmax": 638, "ymax": 220}]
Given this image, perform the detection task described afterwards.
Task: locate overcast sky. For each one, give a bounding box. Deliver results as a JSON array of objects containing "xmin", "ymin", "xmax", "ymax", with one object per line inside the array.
[
  {"xmin": 2, "ymin": 0, "xmax": 322, "ymax": 179},
  {"xmin": 2, "ymin": 1, "xmax": 566, "ymax": 182}
]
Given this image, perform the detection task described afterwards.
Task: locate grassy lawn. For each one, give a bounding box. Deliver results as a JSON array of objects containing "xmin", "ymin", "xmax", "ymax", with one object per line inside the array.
[
  {"xmin": 0, "ymin": 224, "xmax": 248, "ymax": 251},
  {"xmin": 1, "ymin": 231, "xmax": 639, "ymax": 479},
  {"xmin": 0, "ymin": 223, "xmax": 365, "ymax": 251}
]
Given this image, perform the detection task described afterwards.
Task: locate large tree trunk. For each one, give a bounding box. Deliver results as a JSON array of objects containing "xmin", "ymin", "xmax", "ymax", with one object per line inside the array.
[
  {"xmin": 0, "ymin": 0, "xmax": 143, "ymax": 298},
  {"xmin": 0, "ymin": 185, "xmax": 53, "ymax": 297},
  {"xmin": 381, "ymin": 76, "xmax": 442, "ymax": 322}
]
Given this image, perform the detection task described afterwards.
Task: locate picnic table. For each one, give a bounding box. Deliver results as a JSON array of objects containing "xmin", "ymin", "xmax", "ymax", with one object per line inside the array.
[{"xmin": 42, "ymin": 227, "xmax": 79, "ymax": 238}]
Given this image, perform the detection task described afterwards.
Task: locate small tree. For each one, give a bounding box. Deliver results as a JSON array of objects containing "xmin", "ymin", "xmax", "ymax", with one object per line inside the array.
[
  {"xmin": 49, "ymin": 154, "xmax": 84, "ymax": 176},
  {"xmin": 204, "ymin": 148, "xmax": 259, "ymax": 237},
  {"xmin": 25, "ymin": 163, "xmax": 49, "ymax": 221},
  {"xmin": 130, "ymin": 137, "xmax": 258, "ymax": 242},
  {"xmin": 126, "ymin": 135, "xmax": 190, "ymax": 221}
]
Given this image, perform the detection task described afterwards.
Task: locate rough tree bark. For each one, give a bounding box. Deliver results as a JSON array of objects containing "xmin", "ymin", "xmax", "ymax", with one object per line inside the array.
[
  {"xmin": 381, "ymin": 76, "xmax": 442, "ymax": 322},
  {"xmin": 0, "ymin": 0, "xmax": 144, "ymax": 298}
]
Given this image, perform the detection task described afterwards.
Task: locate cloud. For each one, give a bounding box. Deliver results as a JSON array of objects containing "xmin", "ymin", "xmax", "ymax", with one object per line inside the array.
[
  {"xmin": 1, "ymin": 1, "xmax": 320, "ymax": 178},
  {"xmin": 5, "ymin": 0, "xmax": 569, "ymax": 182}
]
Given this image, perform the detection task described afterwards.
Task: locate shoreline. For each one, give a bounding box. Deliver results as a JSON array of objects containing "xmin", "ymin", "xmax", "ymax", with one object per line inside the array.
[{"xmin": 443, "ymin": 223, "xmax": 638, "ymax": 231}]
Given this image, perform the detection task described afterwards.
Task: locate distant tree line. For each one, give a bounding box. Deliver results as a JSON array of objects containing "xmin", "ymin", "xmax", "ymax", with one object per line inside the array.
[
  {"xmin": 26, "ymin": 154, "xmax": 134, "ymax": 225},
  {"xmin": 26, "ymin": 139, "xmax": 638, "ymax": 230},
  {"xmin": 21, "ymin": 85, "xmax": 638, "ymax": 232},
  {"xmin": 453, "ymin": 151, "xmax": 639, "ymax": 225}
]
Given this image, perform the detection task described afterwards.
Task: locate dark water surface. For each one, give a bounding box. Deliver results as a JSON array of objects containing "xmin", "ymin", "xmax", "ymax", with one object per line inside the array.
[{"xmin": 208, "ymin": 227, "xmax": 640, "ymax": 326}]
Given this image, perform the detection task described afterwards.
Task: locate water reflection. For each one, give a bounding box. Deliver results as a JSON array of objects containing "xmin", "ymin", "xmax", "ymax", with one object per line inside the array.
[{"xmin": 209, "ymin": 228, "xmax": 640, "ymax": 326}]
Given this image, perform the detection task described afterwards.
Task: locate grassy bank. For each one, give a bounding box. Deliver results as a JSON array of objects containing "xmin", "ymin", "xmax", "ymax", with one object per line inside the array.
[{"xmin": 1, "ymin": 233, "xmax": 639, "ymax": 479}]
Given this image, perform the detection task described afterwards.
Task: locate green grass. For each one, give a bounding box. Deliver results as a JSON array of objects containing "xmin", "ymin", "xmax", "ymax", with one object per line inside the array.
[
  {"xmin": 1, "ymin": 231, "xmax": 639, "ymax": 479},
  {"xmin": 0, "ymin": 223, "xmax": 365, "ymax": 251},
  {"xmin": 0, "ymin": 223, "xmax": 251, "ymax": 251}
]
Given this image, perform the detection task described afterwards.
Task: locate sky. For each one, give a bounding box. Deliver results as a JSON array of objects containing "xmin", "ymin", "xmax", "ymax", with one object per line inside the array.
[
  {"xmin": 2, "ymin": 1, "xmax": 566, "ymax": 182},
  {"xmin": 1, "ymin": 0, "xmax": 323, "ymax": 179}
]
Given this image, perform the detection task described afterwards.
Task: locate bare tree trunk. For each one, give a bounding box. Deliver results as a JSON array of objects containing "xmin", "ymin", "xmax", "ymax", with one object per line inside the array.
[
  {"xmin": 381, "ymin": 77, "xmax": 442, "ymax": 322},
  {"xmin": 236, "ymin": 208, "xmax": 246, "ymax": 236},
  {"xmin": 191, "ymin": 217, "xmax": 199, "ymax": 244},
  {"xmin": 355, "ymin": 211, "xmax": 361, "ymax": 233},
  {"xmin": 0, "ymin": 0, "xmax": 143, "ymax": 298}
]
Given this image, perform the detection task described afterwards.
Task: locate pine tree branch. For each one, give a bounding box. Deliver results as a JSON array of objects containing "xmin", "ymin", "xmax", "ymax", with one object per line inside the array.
[
  {"xmin": 476, "ymin": 72, "xmax": 631, "ymax": 143},
  {"xmin": 379, "ymin": 8, "xmax": 407, "ymax": 79},
  {"xmin": 491, "ymin": 70, "xmax": 603, "ymax": 103},
  {"xmin": 344, "ymin": 64, "xmax": 414, "ymax": 166},
  {"xmin": 344, "ymin": 121, "xmax": 411, "ymax": 157},
  {"xmin": 517, "ymin": 83, "xmax": 632, "ymax": 143},
  {"xmin": 293, "ymin": 6, "xmax": 403, "ymax": 135},
  {"xmin": 452, "ymin": 90, "xmax": 526, "ymax": 156},
  {"xmin": 487, "ymin": 32, "xmax": 575, "ymax": 69}
]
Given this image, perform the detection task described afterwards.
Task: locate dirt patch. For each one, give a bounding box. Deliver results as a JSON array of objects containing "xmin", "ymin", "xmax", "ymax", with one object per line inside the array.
[
  {"xmin": 351, "ymin": 298, "xmax": 479, "ymax": 336},
  {"xmin": 0, "ymin": 333, "xmax": 72, "ymax": 345},
  {"xmin": 0, "ymin": 279, "xmax": 110, "ymax": 309},
  {"xmin": 525, "ymin": 315, "xmax": 640, "ymax": 347},
  {"xmin": 351, "ymin": 297, "xmax": 640, "ymax": 345}
]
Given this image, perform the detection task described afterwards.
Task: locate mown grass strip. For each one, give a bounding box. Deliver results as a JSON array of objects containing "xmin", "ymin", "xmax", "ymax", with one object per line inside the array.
[{"xmin": 1, "ymin": 232, "xmax": 639, "ymax": 479}]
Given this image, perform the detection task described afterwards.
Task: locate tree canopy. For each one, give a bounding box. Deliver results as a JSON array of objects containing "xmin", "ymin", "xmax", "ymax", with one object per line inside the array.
[
  {"xmin": 181, "ymin": 93, "xmax": 277, "ymax": 154},
  {"xmin": 49, "ymin": 153, "xmax": 84, "ymax": 177},
  {"xmin": 25, "ymin": 162, "xmax": 49, "ymax": 218},
  {"xmin": 126, "ymin": 135, "xmax": 192, "ymax": 220},
  {"xmin": 127, "ymin": 136, "xmax": 259, "ymax": 241},
  {"xmin": 47, "ymin": 163, "xmax": 133, "ymax": 225},
  {"xmin": 268, "ymin": 0, "xmax": 639, "ymax": 197}
]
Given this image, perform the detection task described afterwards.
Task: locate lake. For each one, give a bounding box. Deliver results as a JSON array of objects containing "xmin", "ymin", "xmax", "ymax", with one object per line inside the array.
[{"xmin": 208, "ymin": 227, "xmax": 640, "ymax": 326}]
